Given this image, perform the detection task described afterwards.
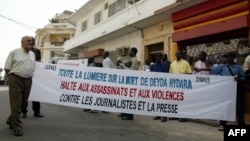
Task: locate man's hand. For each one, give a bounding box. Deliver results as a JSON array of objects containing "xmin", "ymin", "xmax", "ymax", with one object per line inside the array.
[
  {"xmin": 234, "ymin": 75, "xmax": 239, "ymax": 82},
  {"xmin": 124, "ymin": 61, "xmax": 132, "ymax": 68},
  {"xmin": 193, "ymin": 67, "xmax": 200, "ymax": 72}
]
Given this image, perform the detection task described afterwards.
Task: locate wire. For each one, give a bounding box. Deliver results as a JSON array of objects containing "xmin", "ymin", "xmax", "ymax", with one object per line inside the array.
[{"xmin": 0, "ymin": 14, "xmax": 37, "ymax": 31}]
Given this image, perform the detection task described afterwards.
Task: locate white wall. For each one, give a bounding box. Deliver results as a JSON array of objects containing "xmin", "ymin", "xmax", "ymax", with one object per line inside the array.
[
  {"xmin": 64, "ymin": 0, "xmax": 176, "ymax": 52},
  {"xmin": 89, "ymin": 30, "xmax": 142, "ymax": 59}
]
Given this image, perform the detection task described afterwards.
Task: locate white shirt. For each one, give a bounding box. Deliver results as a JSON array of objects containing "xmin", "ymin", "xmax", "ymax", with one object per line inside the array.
[
  {"xmin": 243, "ymin": 55, "xmax": 250, "ymax": 72},
  {"xmin": 103, "ymin": 57, "xmax": 114, "ymax": 68},
  {"xmin": 193, "ymin": 60, "xmax": 210, "ymax": 75},
  {"xmin": 4, "ymin": 47, "xmax": 35, "ymax": 78}
]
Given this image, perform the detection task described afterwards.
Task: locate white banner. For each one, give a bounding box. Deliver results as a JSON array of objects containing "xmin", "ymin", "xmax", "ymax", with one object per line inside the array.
[
  {"xmin": 57, "ymin": 59, "xmax": 88, "ymax": 67},
  {"xmin": 30, "ymin": 62, "xmax": 237, "ymax": 121}
]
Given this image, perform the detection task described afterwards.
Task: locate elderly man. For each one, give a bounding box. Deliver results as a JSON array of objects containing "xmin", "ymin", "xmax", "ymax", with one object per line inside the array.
[
  {"xmin": 5, "ymin": 35, "xmax": 36, "ymax": 136},
  {"xmin": 22, "ymin": 36, "xmax": 44, "ymax": 118}
]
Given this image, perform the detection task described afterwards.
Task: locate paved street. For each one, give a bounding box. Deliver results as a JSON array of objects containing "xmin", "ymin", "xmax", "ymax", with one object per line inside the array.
[{"xmin": 0, "ymin": 86, "xmax": 223, "ymax": 141}]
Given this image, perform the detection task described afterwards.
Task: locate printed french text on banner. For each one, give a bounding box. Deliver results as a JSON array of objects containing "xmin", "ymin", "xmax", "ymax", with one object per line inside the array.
[{"xmin": 29, "ymin": 62, "xmax": 237, "ymax": 121}]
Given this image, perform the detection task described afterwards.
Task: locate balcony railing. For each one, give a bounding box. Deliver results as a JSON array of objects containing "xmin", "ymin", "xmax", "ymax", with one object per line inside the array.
[{"xmin": 51, "ymin": 42, "xmax": 64, "ymax": 46}]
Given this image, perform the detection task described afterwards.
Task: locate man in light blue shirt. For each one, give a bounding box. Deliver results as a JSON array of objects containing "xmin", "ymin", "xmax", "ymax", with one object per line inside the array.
[{"xmin": 194, "ymin": 52, "xmax": 246, "ymax": 131}]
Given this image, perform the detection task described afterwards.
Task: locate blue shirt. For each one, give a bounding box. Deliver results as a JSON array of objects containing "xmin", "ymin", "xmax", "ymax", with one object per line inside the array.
[
  {"xmin": 161, "ymin": 61, "xmax": 171, "ymax": 73},
  {"xmin": 211, "ymin": 64, "xmax": 245, "ymax": 81},
  {"xmin": 150, "ymin": 62, "xmax": 170, "ymax": 73}
]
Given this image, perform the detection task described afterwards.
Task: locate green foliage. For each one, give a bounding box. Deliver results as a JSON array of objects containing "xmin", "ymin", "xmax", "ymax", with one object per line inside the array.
[{"xmin": 48, "ymin": 18, "xmax": 59, "ymax": 23}]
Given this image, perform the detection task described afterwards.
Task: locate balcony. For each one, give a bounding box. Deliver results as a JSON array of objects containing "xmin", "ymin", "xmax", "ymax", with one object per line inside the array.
[
  {"xmin": 44, "ymin": 42, "xmax": 64, "ymax": 49},
  {"xmin": 51, "ymin": 42, "xmax": 64, "ymax": 46}
]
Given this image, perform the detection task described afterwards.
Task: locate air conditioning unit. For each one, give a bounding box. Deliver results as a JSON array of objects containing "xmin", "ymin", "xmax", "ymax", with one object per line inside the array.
[{"xmin": 118, "ymin": 46, "xmax": 130, "ymax": 56}]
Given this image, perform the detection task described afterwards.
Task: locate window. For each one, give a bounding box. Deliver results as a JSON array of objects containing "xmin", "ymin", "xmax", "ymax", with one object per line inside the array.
[
  {"xmin": 104, "ymin": 3, "xmax": 108, "ymax": 10},
  {"xmin": 117, "ymin": 0, "xmax": 126, "ymax": 12},
  {"xmin": 108, "ymin": 0, "xmax": 127, "ymax": 17},
  {"xmin": 81, "ymin": 21, "xmax": 87, "ymax": 32},
  {"xmin": 50, "ymin": 51, "xmax": 55, "ymax": 57},
  {"xmin": 128, "ymin": 0, "xmax": 140, "ymax": 5},
  {"xmin": 94, "ymin": 11, "xmax": 101, "ymax": 25},
  {"xmin": 108, "ymin": 2, "xmax": 117, "ymax": 17}
]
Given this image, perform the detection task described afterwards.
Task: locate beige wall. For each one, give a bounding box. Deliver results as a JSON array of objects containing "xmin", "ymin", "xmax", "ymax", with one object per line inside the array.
[
  {"xmin": 78, "ymin": 30, "xmax": 142, "ymax": 66},
  {"xmin": 141, "ymin": 19, "xmax": 174, "ymax": 66}
]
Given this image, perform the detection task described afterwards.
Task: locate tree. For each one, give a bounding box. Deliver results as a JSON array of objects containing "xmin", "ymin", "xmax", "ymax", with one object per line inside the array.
[{"xmin": 48, "ymin": 18, "xmax": 59, "ymax": 23}]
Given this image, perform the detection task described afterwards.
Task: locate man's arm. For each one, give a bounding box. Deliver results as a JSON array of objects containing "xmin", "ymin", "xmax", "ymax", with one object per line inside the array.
[{"xmin": 194, "ymin": 67, "xmax": 211, "ymax": 72}]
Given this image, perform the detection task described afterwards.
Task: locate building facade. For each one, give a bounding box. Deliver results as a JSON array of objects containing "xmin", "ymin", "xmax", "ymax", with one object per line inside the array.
[
  {"xmin": 172, "ymin": 0, "xmax": 250, "ymax": 65},
  {"xmin": 63, "ymin": 0, "xmax": 182, "ymax": 66},
  {"xmin": 170, "ymin": 0, "xmax": 250, "ymax": 124},
  {"xmin": 35, "ymin": 10, "xmax": 75, "ymax": 63}
]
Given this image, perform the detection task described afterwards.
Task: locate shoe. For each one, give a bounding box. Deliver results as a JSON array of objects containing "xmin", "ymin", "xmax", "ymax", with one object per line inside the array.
[
  {"xmin": 101, "ymin": 111, "xmax": 109, "ymax": 114},
  {"xmin": 179, "ymin": 118, "xmax": 188, "ymax": 122},
  {"xmin": 34, "ymin": 113, "xmax": 44, "ymax": 117},
  {"xmin": 218, "ymin": 125, "xmax": 224, "ymax": 131},
  {"xmin": 161, "ymin": 117, "xmax": 168, "ymax": 122},
  {"xmin": 6, "ymin": 119, "xmax": 12, "ymax": 129},
  {"xmin": 21, "ymin": 113, "xmax": 27, "ymax": 118},
  {"xmin": 118, "ymin": 114, "xmax": 125, "ymax": 117},
  {"xmin": 13, "ymin": 130, "xmax": 23, "ymax": 136},
  {"xmin": 87, "ymin": 110, "xmax": 98, "ymax": 113},
  {"xmin": 169, "ymin": 118, "xmax": 178, "ymax": 120},
  {"xmin": 83, "ymin": 109, "xmax": 91, "ymax": 112},
  {"xmin": 121, "ymin": 116, "xmax": 133, "ymax": 120},
  {"xmin": 153, "ymin": 116, "xmax": 161, "ymax": 120}
]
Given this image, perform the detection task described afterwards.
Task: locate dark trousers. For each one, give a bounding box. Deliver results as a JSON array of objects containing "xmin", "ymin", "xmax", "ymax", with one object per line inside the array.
[
  {"xmin": 220, "ymin": 84, "xmax": 246, "ymax": 126},
  {"xmin": 22, "ymin": 101, "xmax": 40, "ymax": 114},
  {"xmin": 32, "ymin": 101, "xmax": 40, "ymax": 114},
  {"xmin": 8, "ymin": 74, "xmax": 32, "ymax": 130}
]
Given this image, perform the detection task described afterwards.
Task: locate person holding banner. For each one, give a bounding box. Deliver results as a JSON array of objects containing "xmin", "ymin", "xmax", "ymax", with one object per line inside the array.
[
  {"xmin": 4, "ymin": 35, "xmax": 36, "ymax": 136},
  {"xmin": 22, "ymin": 37, "xmax": 44, "ymax": 118},
  {"xmin": 193, "ymin": 51, "xmax": 210, "ymax": 75},
  {"xmin": 101, "ymin": 51, "xmax": 114, "ymax": 114},
  {"xmin": 243, "ymin": 54, "xmax": 250, "ymax": 88},
  {"xmin": 102, "ymin": 51, "xmax": 114, "ymax": 69},
  {"xmin": 120, "ymin": 47, "xmax": 139, "ymax": 120},
  {"xmin": 150, "ymin": 53, "xmax": 170, "ymax": 122},
  {"xmin": 169, "ymin": 50, "xmax": 192, "ymax": 122},
  {"xmin": 83, "ymin": 56, "xmax": 99, "ymax": 113},
  {"xmin": 194, "ymin": 52, "xmax": 246, "ymax": 131}
]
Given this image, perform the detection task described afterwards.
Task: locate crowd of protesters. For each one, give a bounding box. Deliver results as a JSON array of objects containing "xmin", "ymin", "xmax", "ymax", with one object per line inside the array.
[{"xmin": 3, "ymin": 36, "xmax": 250, "ymax": 136}]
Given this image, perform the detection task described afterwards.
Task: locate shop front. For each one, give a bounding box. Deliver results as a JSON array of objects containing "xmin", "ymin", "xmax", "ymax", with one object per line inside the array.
[{"xmin": 172, "ymin": 0, "xmax": 250, "ymax": 124}]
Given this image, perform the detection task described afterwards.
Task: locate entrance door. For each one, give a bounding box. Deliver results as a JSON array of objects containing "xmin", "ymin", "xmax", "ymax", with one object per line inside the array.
[{"xmin": 146, "ymin": 42, "xmax": 164, "ymax": 64}]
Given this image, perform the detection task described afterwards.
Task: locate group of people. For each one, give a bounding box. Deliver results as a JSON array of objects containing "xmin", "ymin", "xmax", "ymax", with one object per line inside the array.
[
  {"xmin": 4, "ymin": 35, "xmax": 250, "ymax": 136},
  {"xmin": 4, "ymin": 35, "xmax": 44, "ymax": 136},
  {"xmin": 194, "ymin": 51, "xmax": 248, "ymax": 131},
  {"xmin": 149, "ymin": 51, "xmax": 192, "ymax": 122},
  {"xmin": 142, "ymin": 50, "xmax": 249, "ymax": 131},
  {"xmin": 84, "ymin": 47, "xmax": 140, "ymax": 121}
]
